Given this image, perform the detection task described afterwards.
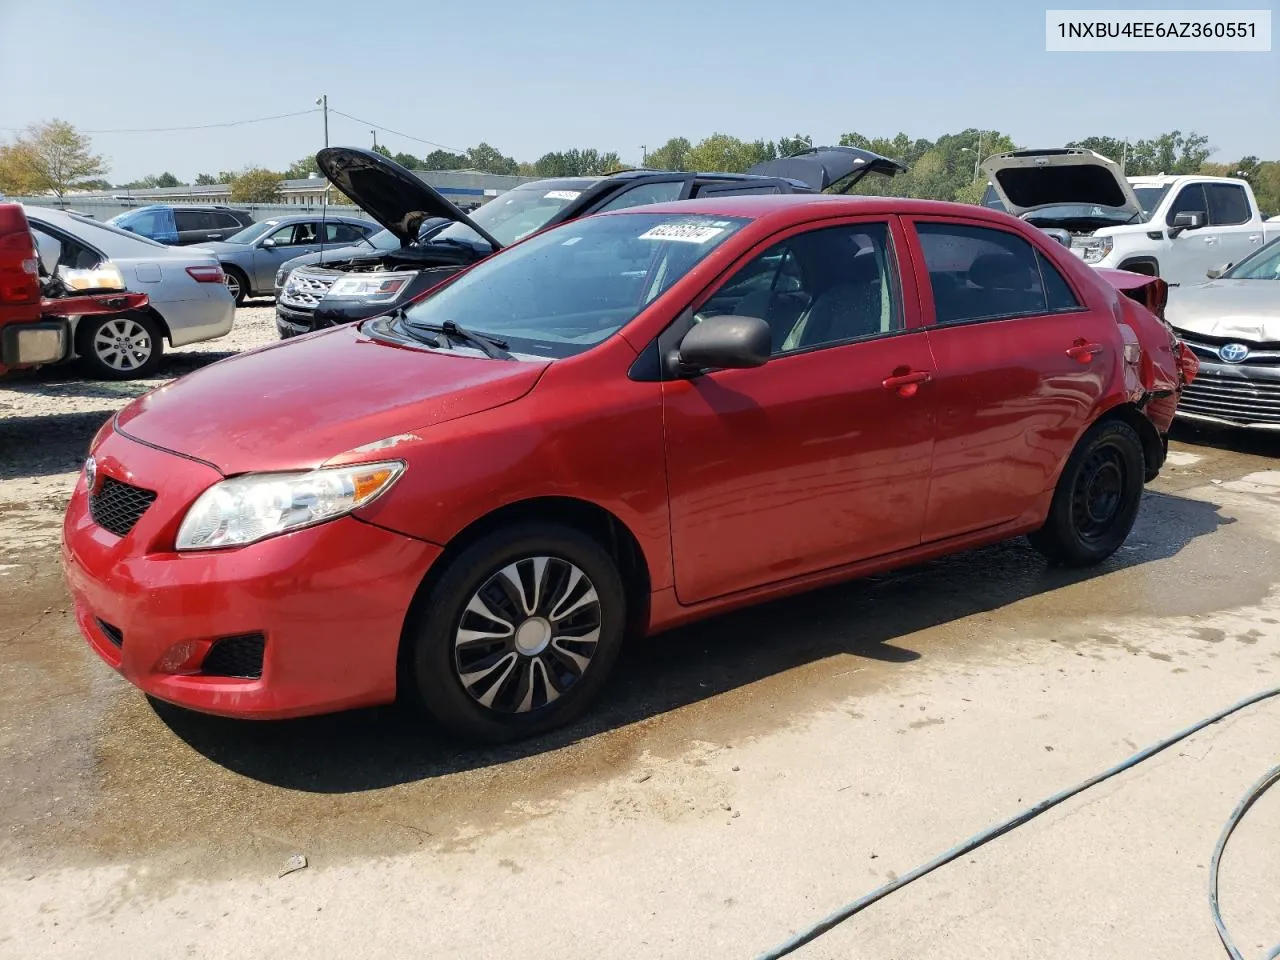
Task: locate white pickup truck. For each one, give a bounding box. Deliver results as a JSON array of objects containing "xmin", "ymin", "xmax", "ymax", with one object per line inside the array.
[{"xmin": 980, "ymin": 148, "xmax": 1278, "ymax": 286}]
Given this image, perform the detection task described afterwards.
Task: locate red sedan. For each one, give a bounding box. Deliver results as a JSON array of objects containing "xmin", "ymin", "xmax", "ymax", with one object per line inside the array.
[{"xmin": 62, "ymin": 195, "xmax": 1195, "ymax": 741}]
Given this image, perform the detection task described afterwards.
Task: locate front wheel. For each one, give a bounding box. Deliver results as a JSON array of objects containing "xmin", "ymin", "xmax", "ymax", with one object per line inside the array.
[
  {"xmin": 1028, "ymin": 419, "xmax": 1145, "ymax": 567},
  {"xmin": 76, "ymin": 312, "xmax": 164, "ymax": 380},
  {"xmin": 223, "ymin": 266, "xmax": 248, "ymax": 306},
  {"xmin": 408, "ymin": 523, "xmax": 627, "ymax": 742}
]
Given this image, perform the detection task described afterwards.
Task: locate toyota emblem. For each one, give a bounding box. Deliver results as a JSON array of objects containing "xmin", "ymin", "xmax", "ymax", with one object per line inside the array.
[
  {"xmin": 1218, "ymin": 343, "xmax": 1250, "ymax": 364},
  {"xmin": 84, "ymin": 456, "xmax": 98, "ymax": 493}
]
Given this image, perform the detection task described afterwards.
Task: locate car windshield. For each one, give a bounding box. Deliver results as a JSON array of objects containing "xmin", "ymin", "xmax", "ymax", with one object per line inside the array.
[
  {"xmin": 64, "ymin": 212, "xmax": 170, "ymax": 249},
  {"xmin": 224, "ymin": 221, "xmax": 276, "ymax": 244},
  {"xmin": 433, "ymin": 183, "xmax": 594, "ymax": 248},
  {"xmin": 1132, "ymin": 185, "xmax": 1170, "ymax": 220},
  {"xmin": 1223, "ymin": 238, "xmax": 1280, "ymax": 280},
  {"xmin": 367, "ymin": 228, "xmax": 401, "ymax": 250},
  {"xmin": 397, "ymin": 212, "xmax": 748, "ymax": 359}
]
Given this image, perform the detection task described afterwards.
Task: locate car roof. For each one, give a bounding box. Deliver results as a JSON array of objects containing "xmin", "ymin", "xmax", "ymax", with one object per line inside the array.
[{"xmin": 604, "ymin": 192, "xmax": 1028, "ymax": 223}]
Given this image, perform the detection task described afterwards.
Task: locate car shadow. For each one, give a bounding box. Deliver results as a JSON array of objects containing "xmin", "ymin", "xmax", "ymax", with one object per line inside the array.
[
  {"xmin": 1172, "ymin": 420, "xmax": 1280, "ymax": 459},
  {"xmin": 153, "ymin": 488, "xmax": 1229, "ymax": 794}
]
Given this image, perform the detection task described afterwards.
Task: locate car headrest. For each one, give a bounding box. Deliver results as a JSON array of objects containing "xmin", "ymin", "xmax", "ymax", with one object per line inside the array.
[{"xmin": 968, "ymin": 252, "xmax": 1035, "ymax": 290}]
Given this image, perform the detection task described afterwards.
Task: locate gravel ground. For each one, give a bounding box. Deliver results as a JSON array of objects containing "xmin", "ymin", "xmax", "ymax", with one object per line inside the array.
[{"xmin": 0, "ymin": 301, "xmax": 278, "ymax": 550}]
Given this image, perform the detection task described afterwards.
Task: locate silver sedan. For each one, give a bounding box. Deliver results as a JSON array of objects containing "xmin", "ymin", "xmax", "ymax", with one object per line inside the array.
[
  {"xmin": 25, "ymin": 206, "xmax": 235, "ymax": 379},
  {"xmin": 1167, "ymin": 236, "xmax": 1280, "ymax": 430}
]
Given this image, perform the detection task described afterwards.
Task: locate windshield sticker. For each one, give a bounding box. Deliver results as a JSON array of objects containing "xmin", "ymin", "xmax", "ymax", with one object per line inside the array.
[
  {"xmin": 544, "ymin": 190, "xmax": 581, "ymax": 201},
  {"xmin": 638, "ymin": 223, "xmax": 726, "ymax": 244},
  {"xmin": 561, "ymin": 237, "xmax": 582, "ymax": 246}
]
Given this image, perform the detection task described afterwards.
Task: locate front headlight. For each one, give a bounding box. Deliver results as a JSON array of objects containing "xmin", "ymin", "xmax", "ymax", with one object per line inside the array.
[
  {"xmin": 175, "ymin": 461, "xmax": 405, "ymax": 551},
  {"xmin": 326, "ymin": 272, "xmax": 412, "ymax": 302},
  {"xmin": 275, "ymin": 267, "xmax": 290, "ymax": 288},
  {"xmin": 1077, "ymin": 235, "xmax": 1114, "ymax": 264}
]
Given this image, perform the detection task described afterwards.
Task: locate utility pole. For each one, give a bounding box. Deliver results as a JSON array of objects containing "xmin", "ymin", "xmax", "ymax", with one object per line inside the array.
[
  {"xmin": 371, "ymin": 129, "xmax": 378, "ymax": 150},
  {"xmin": 315, "ymin": 94, "xmax": 329, "ymax": 148},
  {"xmin": 973, "ymin": 131, "xmax": 984, "ymax": 183},
  {"xmin": 640, "ymin": 145, "xmax": 647, "ymax": 167}
]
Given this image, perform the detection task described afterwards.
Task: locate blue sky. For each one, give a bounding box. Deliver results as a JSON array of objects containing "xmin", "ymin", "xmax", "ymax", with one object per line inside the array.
[{"xmin": 1, "ymin": 0, "xmax": 1275, "ymax": 182}]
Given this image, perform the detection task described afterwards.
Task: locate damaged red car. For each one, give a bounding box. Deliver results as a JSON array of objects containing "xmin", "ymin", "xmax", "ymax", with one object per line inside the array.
[{"xmin": 62, "ymin": 194, "xmax": 1196, "ymax": 741}]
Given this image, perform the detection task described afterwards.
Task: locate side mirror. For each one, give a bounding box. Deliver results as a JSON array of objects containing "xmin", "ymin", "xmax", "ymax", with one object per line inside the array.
[
  {"xmin": 1170, "ymin": 211, "xmax": 1205, "ymax": 237},
  {"xmin": 1205, "ymin": 262, "xmax": 1232, "ymax": 280},
  {"xmin": 676, "ymin": 315, "xmax": 771, "ymax": 374},
  {"xmin": 1040, "ymin": 227, "xmax": 1072, "ymax": 249},
  {"xmin": 261, "ymin": 237, "xmax": 276, "ymax": 248}
]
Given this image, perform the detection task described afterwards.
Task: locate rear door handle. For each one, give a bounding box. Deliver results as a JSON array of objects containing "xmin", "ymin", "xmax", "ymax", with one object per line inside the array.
[
  {"xmin": 882, "ymin": 370, "xmax": 932, "ymax": 398},
  {"xmin": 1066, "ymin": 342, "xmax": 1105, "ymax": 362}
]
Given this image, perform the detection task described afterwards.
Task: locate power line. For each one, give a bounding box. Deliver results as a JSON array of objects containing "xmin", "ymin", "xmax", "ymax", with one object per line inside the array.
[
  {"xmin": 327, "ymin": 108, "xmax": 462, "ymax": 154},
  {"xmin": 0, "ymin": 109, "xmax": 321, "ymax": 135}
]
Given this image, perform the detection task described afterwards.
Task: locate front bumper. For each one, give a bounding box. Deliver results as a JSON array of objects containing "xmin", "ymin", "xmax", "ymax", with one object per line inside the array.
[
  {"xmin": 1173, "ymin": 331, "xmax": 1280, "ymax": 430},
  {"xmin": 62, "ymin": 428, "xmax": 442, "ymax": 719}
]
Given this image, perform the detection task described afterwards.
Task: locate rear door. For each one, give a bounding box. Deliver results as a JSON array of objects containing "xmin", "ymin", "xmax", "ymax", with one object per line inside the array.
[
  {"xmin": 1204, "ymin": 182, "xmax": 1263, "ymax": 269},
  {"xmin": 660, "ymin": 216, "xmax": 937, "ymax": 604},
  {"xmin": 903, "ymin": 216, "xmax": 1117, "ymax": 542}
]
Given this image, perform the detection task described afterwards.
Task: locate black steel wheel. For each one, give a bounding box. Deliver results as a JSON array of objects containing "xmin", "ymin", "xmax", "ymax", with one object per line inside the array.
[{"xmin": 1029, "ymin": 419, "xmax": 1145, "ymax": 567}]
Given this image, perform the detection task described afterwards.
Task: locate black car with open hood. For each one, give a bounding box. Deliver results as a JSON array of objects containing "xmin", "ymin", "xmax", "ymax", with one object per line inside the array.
[{"xmin": 275, "ymin": 146, "xmax": 908, "ymax": 339}]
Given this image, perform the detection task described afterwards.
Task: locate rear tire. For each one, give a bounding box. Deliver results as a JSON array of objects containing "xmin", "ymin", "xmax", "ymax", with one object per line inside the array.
[
  {"xmin": 408, "ymin": 522, "xmax": 627, "ymax": 743},
  {"xmin": 76, "ymin": 312, "xmax": 164, "ymax": 380},
  {"xmin": 1028, "ymin": 420, "xmax": 1145, "ymax": 567},
  {"xmin": 223, "ymin": 266, "xmax": 248, "ymax": 306}
]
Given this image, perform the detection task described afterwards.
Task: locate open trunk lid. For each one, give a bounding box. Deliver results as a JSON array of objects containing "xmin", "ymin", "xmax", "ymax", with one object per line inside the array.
[{"xmin": 747, "ymin": 146, "xmax": 908, "ymax": 192}]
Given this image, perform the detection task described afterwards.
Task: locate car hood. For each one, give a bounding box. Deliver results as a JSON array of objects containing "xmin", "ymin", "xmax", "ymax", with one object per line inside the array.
[
  {"xmin": 1165, "ymin": 280, "xmax": 1280, "ymax": 340},
  {"xmin": 114, "ymin": 325, "xmax": 549, "ymax": 475},
  {"xmin": 746, "ymin": 146, "xmax": 907, "ymax": 192},
  {"xmin": 317, "ymin": 147, "xmax": 503, "ymax": 250},
  {"xmin": 980, "ymin": 148, "xmax": 1143, "ymax": 219}
]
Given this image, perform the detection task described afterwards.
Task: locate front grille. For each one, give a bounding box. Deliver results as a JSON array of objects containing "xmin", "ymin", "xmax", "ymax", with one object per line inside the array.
[
  {"xmin": 201, "ymin": 633, "xmax": 266, "ymax": 679},
  {"xmin": 89, "ymin": 477, "xmax": 157, "ymax": 537},
  {"xmin": 96, "ymin": 619, "xmax": 124, "ymax": 648},
  {"xmin": 279, "ymin": 271, "xmax": 336, "ymax": 310},
  {"xmin": 1179, "ymin": 371, "xmax": 1280, "ymax": 425}
]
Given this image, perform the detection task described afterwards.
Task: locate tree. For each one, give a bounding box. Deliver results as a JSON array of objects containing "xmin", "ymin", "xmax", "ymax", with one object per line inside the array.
[
  {"xmin": 0, "ymin": 142, "xmax": 41, "ymax": 194},
  {"xmin": 121, "ymin": 171, "xmax": 183, "ymax": 189},
  {"xmin": 774, "ymin": 134, "xmax": 813, "ymax": 158},
  {"xmin": 228, "ymin": 167, "xmax": 283, "ymax": 203},
  {"xmin": 684, "ymin": 133, "xmax": 773, "ymax": 173},
  {"xmin": 283, "ymin": 155, "xmax": 319, "ymax": 180},
  {"xmin": 1066, "ymin": 136, "xmax": 1129, "ymax": 164},
  {"xmin": 645, "ymin": 137, "xmax": 691, "ymax": 171},
  {"xmin": 533, "ymin": 148, "xmax": 625, "ymax": 177},
  {"xmin": 464, "ymin": 142, "xmax": 518, "ymax": 175},
  {"xmin": 194, "ymin": 173, "xmax": 218, "ymax": 185},
  {"xmin": 421, "ymin": 149, "xmax": 469, "ymax": 170},
  {"xmin": 372, "ymin": 144, "xmax": 393, "ymax": 158},
  {"xmin": 5, "ymin": 119, "xmax": 107, "ymax": 199},
  {"xmin": 392, "ymin": 151, "xmax": 420, "ymax": 169}
]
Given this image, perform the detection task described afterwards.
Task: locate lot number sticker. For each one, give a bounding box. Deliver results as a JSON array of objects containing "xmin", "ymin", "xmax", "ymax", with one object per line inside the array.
[{"xmin": 638, "ymin": 222, "xmax": 726, "ymax": 244}]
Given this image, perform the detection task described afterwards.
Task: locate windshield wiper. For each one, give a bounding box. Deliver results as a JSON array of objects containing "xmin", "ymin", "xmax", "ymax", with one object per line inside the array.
[
  {"xmin": 385, "ymin": 308, "xmax": 443, "ymax": 348},
  {"xmin": 409, "ymin": 319, "xmax": 513, "ymax": 359}
]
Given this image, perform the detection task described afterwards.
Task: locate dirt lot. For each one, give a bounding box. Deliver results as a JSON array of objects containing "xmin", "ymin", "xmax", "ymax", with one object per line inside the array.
[{"xmin": 1, "ymin": 307, "xmax": 1278, "ymax": 959}]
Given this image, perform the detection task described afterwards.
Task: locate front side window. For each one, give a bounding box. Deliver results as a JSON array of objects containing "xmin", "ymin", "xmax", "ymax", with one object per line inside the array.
[
  {"xmin": 1204, "ymin": 183, "xmax": 1251, "ymax": 226},
  {"xmin": 398, "ymin": 213, "xmax": 748, "ymax": 359},
  {"xmin": 1166, "ymin": 184, "xmax": 1207, "ymax": 225},
  {"xmin": 597, "ymin": 180, "xmax": 686, "ymax": 212},
  {"xmin": 267, "ymin": 222, "xmax": 317, "ymax": 246},
  {"xmin": 915, "ymin": 222, "xmax": 1076, "ymax": 324},
  {"xmin": 697, "ymin": 223, "xmax": 902, "ymax": 354}
]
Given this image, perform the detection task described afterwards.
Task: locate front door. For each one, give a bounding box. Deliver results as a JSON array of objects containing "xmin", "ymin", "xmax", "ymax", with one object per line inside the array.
[
  {"xmin": 904, "ymin": 217, "xmax": 1118, "ymax": 542},
  {"xmin": 252, "ymin": 222, "xmax": 322, "ymax": 291},
  {"xmin": 661, "ymin": 218, "xmax": 936, "ymax": 605}
]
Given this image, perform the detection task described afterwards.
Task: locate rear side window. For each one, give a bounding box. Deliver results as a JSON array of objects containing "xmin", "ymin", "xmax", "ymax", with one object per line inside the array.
[
  {"xmin": 596, "ymin": 180, "xmax": 686, "ymax": 212},
  {"xmin": 213, "ymin": 211, "xmax": 245, "ymax": 229},
  {"xmin": 915, "ymin": 222, "xmax": 1076, "ymax": 324},
  {"xmin": 174, "ymin": 210, "xmax": 202, "ymax": 231},
  {"xmin": 1204, "ymin": 183, "xmax": 1251, "ymax": 226},
  {"xmin": 326, "ymin": 222, "xmax": 365, "ymax": 243}
]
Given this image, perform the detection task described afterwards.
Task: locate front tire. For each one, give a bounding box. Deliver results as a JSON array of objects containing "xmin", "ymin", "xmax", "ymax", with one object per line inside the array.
[
  {"xmin": 409, "ymin": 523, "xmax": 627, "ymax": 742},
  {"xmin": 76, "ymin": 312, "xmax": 164, "ymax": 380},
  {"xmin": 1028, "ymin": 419, "xmax": 1145, "ymax": 567}
]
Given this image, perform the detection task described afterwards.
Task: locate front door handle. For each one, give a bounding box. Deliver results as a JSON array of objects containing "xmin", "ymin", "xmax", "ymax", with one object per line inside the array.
[
  {"xmin": 882, "ymin": 369, "xmax": 932, "ymax": 398},
  {"xmin": 1066, "ymin": 341, "xmax": 1105, "ymax": 363},
  {"xmin": 1248, "ymin": 234, "xmax": 1262, "ymax": 243}
]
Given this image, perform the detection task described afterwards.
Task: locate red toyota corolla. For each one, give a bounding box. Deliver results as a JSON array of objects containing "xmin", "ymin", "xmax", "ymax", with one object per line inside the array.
[{"xmin": 62, "ymin": 195, "xmax": 1196, "ymax": 741}]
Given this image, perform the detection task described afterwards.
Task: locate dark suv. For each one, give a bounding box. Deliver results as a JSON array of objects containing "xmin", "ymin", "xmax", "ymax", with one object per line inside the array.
[
  {"xmin": 275, "ymin": 146, "xmax": 907, "ymax": 338},
  {"xmin": 107, "ymin": 204, "xmax": 255, "ymax": 246}
]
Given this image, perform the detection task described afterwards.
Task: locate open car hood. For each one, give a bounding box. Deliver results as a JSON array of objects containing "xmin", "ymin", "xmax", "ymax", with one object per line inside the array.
[
  {"xmin": 747, "ymin": 146, "xmax": 908, "ymax": 192},
  {"xmin": 981, "ymin": 148, "xmax": 1142, "ymax": 219},
  {"xmin": 316, "ymin": 147, "xmax": 503, "ymax": 250}
]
